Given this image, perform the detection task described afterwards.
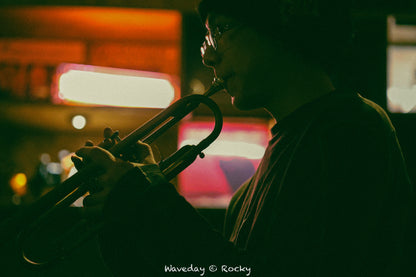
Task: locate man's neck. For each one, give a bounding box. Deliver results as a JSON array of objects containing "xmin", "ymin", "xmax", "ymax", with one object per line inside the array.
[{"xmin": 266, "ymin": 69, "xmax": 335, "ymax": 122}]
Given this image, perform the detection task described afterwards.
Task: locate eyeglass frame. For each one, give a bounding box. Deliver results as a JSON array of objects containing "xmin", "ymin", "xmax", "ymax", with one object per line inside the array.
[{"xmin": 200, "ymin": 23, "xmax": 240, "ymax": 57}]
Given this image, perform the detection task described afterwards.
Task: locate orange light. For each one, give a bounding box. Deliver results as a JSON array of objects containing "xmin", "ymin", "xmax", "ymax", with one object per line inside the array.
[
  {"xmin": 0, "ymin": 7, "xmax": 182, "ymax": 42},
  {"xmin": 10, "ymin": 173, "xmax": 28, "ymax": 196},
  {"xmin": 53, "ymin": 64, "xmax": 177, "ymax": 108}
]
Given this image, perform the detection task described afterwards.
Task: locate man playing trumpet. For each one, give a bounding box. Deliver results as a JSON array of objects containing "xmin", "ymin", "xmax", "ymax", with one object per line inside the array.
[{"xmin": 73, "ymin": 0, "xmax": 414, "ymax": 276}]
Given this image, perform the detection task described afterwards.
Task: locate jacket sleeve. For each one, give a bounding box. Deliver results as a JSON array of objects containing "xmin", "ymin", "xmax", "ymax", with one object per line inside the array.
[
  {"xmin": 244, "ymin": 121, "xmax": 412, "ymax": 277},
  {"xmin": 310, "ymin": 121, "xmax": 412, "ymax": 276},
  {"xmin": 98, "ymin": 164, "xmax": 247, "ymax": 276}
]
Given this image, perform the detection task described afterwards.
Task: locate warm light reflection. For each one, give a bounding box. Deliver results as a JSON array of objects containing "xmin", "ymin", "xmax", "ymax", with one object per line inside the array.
[
  {"xmin": 54, "ymin": 64, "xmax": 177, "ymax": 108},
  {"xmin": 180, "ymin": 140, "xmax": 265, "ymax": 159},
  {"xmin": 60, "ymin": 151, "xmax": 75, "ymax": 176},
  {"xmin": 10, "ymin": 173, "xmax": 28, "ymax": 196}
]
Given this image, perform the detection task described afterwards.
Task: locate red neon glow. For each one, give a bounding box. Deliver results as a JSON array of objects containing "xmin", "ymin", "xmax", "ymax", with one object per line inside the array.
[
  {"xmin": 52, "ymin": 63, "xmax": 178, "ymax": 108},
  {"xmin": 178, "ymin": 121, "xmax": 270, "ymax": 208}
]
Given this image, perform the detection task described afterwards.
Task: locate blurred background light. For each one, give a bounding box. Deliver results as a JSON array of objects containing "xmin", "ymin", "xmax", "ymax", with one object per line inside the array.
[
  {"xmin": 71, "ymin": 115, "xmax": 87, "ymax": 129},
  {"xmin": 387, "ymin": 16, "xmax": 416, "ymax": 113},
  {"xmin": 10, "ymin": 173, "xmax": 28, "ymax": 196},
  {"xmin": 46, "ymin": 162, "xmax": 63, "ymax": 175},
  {"xmin": 54, "ymin": 64, "xmax": 177, "ymax": 108}
]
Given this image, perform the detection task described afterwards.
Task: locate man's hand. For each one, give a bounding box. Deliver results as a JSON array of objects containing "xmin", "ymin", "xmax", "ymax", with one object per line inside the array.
[
  {"xmin": 75, "ymin": 146, "xmax": 134, "ymax": 188},
  {"xmin": 70, "ymin": 127, "xmax": 157, "ymax": 218}
]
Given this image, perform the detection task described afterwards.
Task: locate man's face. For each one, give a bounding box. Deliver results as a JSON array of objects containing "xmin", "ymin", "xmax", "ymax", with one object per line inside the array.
[{"xmin": 202, "ymin": 14, "xmax": 291, "ymax": 111}]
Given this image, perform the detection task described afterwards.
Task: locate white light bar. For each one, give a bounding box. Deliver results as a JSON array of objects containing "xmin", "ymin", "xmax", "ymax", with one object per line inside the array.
[
  {"xmin": 180, "ymin": 139, "xmax": 266, "ymax": 159},
  {"xmin": 54, "ymin": 64, "xmax": 177, "ymax": 108}
]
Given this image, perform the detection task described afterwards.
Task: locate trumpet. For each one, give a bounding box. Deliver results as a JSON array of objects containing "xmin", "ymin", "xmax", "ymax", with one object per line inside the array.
[{"xmin": 0, "ymin": 78, "xmax": 224, "ymax": 268}]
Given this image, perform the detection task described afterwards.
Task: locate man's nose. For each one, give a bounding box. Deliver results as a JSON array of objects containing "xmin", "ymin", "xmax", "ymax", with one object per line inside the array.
[{"xmin": 201, "ymin": 40, "xmax": 220, "ymax": 68}]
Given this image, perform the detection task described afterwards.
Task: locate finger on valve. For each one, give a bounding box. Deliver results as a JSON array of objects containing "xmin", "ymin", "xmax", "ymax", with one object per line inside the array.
[
  {"xmin": 71, "ymin": 140, "xmax": 95, "ymax": 170},
  {"xmin": 100, "ymin": 127, "xmax": 120, "ymax": 149},
  {"xmin": 103, "ymin": 127, "xmax": 114, "ymax": 139},
  {"xmin": 124, "ymin": 141, "xmax": 156, "ymax": 164},
  {"xmin": 75, "ymin": 147, "xmax": 116, "ymax": 169},
  {"xmin": 136, "ymin": 141, "xmax": 156, "ymax": 164}
]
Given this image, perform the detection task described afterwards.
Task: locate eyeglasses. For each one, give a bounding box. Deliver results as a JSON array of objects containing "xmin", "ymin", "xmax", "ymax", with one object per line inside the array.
[{"xmin": 200, "ymin": 23, "xmax": 238, "ymax": 57}]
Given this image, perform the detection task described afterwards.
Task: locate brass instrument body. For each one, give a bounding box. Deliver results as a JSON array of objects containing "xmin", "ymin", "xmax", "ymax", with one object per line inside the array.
[{"xmin": 0, "ymin": 78, "xmax": 224, "ymax": 268}]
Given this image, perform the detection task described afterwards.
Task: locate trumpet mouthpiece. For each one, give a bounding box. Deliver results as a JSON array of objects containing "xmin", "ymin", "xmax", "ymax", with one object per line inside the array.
[{"xmin": 204, "ymin": 77, "xmax": 225, "ymax": 97}]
